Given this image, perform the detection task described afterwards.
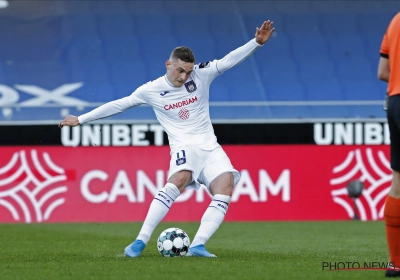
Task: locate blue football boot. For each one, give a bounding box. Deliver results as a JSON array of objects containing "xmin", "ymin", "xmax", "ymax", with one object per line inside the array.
[
  {"xmin": 124, "ymin": 240, "xmax": 146, "ymax": 257},
  {"xmin": 186, "ymin": 244, "xmax": 217, "ymax": 258}
]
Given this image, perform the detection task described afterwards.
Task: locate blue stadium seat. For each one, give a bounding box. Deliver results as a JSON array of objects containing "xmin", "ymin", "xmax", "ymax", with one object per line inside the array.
[
  {"xmin": 63, "ymin": 1, "xmax": 92, "ymax": 13},
  {"xmin": 198, "ymin": 1, "xmax": 235, "ymax": 14},
  {"xmin": 91, "ymin": 1, "xmax": 128, "ymax": 13},
  {"xmin": 68, "ymin": 60, "xmax": 109, "ymax": 83},
  {"xmin": 259, "ymin": 59, "xmax": 299, "ymax": 84},
  {"xmin": 243, "ymin": 13, "xmax": 285, "ymax": 62},
  {"xmin": 320, "ymin": 13, "xmax": 358, "ymax": 35},
  {"xmin": 213, "ymin": 35, "xmax": 246, "ymax": 59},
  {"xmin": 222, "ymin": 61, "xmax": 264, "ymax": 101},
  {"xmin": 363, "ymin": 33, "xmax": 384, "ymax": 62},
  {"xmin": 97, "ymin": 14, "xmax": 136, "ymax": 37},
  {"xmin": 304, "ymin": 81, "xmax": 344, "ymax": 101},
  {"xmin": 209, "ymin": 106, "xmax": 235, "ymax": 119},
  {"xmin": 342, "ymin": 80, "xmax": 382, "ymax": 100},
  {"xmin": 209, "ymin": 80, "xmax": 230, "ymax": 101},
  {"xmin": 126, "ymin": 1, "xmax": 168, "ymax": 13},
  {"xmin": 0, "ymin": 17, "xmax": 64, "ymax": 61},
  {"xmin": 327, "ymin": 34, "xmax": 367, "ymax": 60},
  {"xmin": 266, "ymin": 81, "xmax": 307, "ymax": 101},
  {"xmin": 208, "ymin": 14, "xmax": 243, "ymax": 37},
  {"xmin": 63, "ymin": 14, "xmax": 98, "ymax": 38},
  {"xmin": 275, "ymin": 1, "xmax": 312, "ymax": 12},
  {"xmin": 357, "ymin": 13, "xmax": 391, "ymax": 36},
  {"xmin": 145, "ymin": 58, "xmax": 167, "ymax": 80},
  {"xmin": 135, "ymin": 14, "xmax": 173, "ymax": 36},
  {"xmin": 282, "ymin": 13, "xmax": 320, "ymax": 35},
  {"xmin": 289, "ymin": 33, "xmax": 330, "ymax": 62},
  {"xmin": 0, "ymin": 63, "xmax": 4, "ymax": 82},
  {"xmin": 336, "ymin": 58, "xmax": 374, "ymax": 82},
  {"xmin": 177, "ymin": 35, "xmax": 216, "ymax": 63},
  {"xmin": 254, "ymin": 33, "xmax": 292, "ymax": 60},
  {"xmin": 5, "ymin": 61, "xmax": 68, "ymax": 89},
  {"xmin": 73, "ymin": 82, "xmax": 115, "ymax": 102},
  {"xmin": 243, "ymin": 13, "xmax": 284, "ymax": 37},
  {"xmin": 66, "ymin": 36, "xmax": 105, "ymax": 62},
  {"xmin": 113, "ymin": 82, "xmax": 143, "ymax": 99},
  {"xmin": 382, "ymin": 1, "xmax": 400, "ymax": 10},
  {"xmin": 310, "ymin": 1, "xmax": 346, "ymax": 12},
  {"xmin": 103, "ymin": 36, "xmax": 142, "ymax": 61},
  {"xmin": 227, "ymin": 80, "xmax": 264, "ymax": 101},
  {"xmin": 298, "ymin": 59, "xmax": 336, "ymax": 84},
  {"xmin": 171, "ymin": 14, "xmax": 210, "ymax": 36},
  {"xmin": 140, "ymin": 35, "xmax": 179, "ymax": 61},
  {"xmin": 345, "ymin": 1, "xmax": 384, "ymax": 12},
  {"xmin": 236, "ymin": 1, "xmax": 277, "ymax": 13},
  {"xmin": 109, "ymin": 60, "xmax": 147, "ymax": 85}
]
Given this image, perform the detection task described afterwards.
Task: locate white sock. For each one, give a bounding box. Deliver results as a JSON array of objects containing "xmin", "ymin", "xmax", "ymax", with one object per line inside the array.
[
  {"xmin": 190, "ymin": 194, "xmax": 231, "ymax": 248},
  {"xmin": 136, "ymin": 183, "xmax": 180, "ymax": 244}
]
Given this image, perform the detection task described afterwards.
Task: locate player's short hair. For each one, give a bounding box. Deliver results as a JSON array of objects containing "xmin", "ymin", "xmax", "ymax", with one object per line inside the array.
[{"xmin": 170, "ymin": 46, "xmax": 195, "ymax": 63}]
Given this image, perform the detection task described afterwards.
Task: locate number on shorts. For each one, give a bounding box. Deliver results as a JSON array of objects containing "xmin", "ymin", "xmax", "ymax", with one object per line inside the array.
[{"xmin": 176, "ymin": 150, "xmax": 186, "ymax": 166}]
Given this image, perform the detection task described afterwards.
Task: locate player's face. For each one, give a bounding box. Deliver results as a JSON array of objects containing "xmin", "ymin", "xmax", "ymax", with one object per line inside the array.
[{"xmin": 166, "ymin": 59, "xmax": 194, "ymax": 87}]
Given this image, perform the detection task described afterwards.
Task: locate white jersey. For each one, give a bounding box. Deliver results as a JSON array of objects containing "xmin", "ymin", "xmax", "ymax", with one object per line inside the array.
[{"xmin": 78, "ymin": 38, "xmax": 262, "ymax": 153}]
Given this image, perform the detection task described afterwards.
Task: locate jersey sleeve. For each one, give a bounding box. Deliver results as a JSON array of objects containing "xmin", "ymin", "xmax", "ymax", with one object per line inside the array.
[
  {"xmin": 78, "ymin": 84, "xmax": 148, "ymax": 124},
  {"xmin": 194, "ymin": 38, "xmax": 262, "ymax": 84},
  {"xmin": 193, "ymin": 60, "xmax": 220, "ymax": 85}
]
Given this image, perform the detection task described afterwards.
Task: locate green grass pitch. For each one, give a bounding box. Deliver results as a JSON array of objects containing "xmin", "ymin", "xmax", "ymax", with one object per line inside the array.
[{"xmin": 0, "ymin": 221, "xmax": 388, "ymax": 280}]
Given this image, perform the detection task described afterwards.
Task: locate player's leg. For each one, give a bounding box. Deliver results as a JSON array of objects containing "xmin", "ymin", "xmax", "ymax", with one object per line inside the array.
[
  {"xmin": 124, "ymin": 170, "xmax": 192, "ymax": 257},
  {"xmin": 188, "ymin": 147, "xmax": 240, "ymax": 257},
  {"xmin": 385, "ymin": 95, "xmax": 400, "ymax": 276},
  {"xmin": 188, "ymin": 172, "xmax": 234, "ymax": 258}
]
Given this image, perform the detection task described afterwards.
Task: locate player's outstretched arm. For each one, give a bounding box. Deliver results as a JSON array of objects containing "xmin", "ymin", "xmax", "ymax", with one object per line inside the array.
[
  {"xmin": 215, "ymin": 20, "xmax": 274, "ymax": 74},
  {"xmin": 57, "ymin": 97, "xmax": 132, "ymax": 128},
  {"xmin": 58, "ymin": 85, "xmax": 148, "ymax": 129},
  {"xmin": 59, "ymin": 115, "xmax": 79, "ymax": 128}
]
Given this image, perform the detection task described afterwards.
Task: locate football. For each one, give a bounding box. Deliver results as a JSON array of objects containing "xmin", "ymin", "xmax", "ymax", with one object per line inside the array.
[{"xmin": 157, "ymin": 227, "xmax": 190, "ymax": 257}]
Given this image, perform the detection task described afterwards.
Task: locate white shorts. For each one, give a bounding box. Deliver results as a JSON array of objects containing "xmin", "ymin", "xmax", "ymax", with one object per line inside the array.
[{"xmin": 168, "ymin": 145, "xmax": 241, "ymax": 192}]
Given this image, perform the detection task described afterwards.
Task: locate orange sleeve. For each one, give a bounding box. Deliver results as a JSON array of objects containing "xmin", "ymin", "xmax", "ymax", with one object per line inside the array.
[{"xmin": 380, "ymin": 29, "xmax": 389, "ymax": 57}]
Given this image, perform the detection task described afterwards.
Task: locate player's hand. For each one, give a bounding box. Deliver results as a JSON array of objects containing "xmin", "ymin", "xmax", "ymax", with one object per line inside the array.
[
  {"xmin": 255, "ymin": 20, "xmax": 275, "ymax": 45},
  {"xmin": 59, "ymin": 115, "xmax": 80, "ymax": 128}
]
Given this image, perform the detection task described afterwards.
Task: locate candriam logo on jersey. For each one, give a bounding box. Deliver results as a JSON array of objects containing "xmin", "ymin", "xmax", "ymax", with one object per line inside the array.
[
  {"xmin": 163, "ymin": 96, "xmax": 198, "ymax": 111},
  {"xmin": 164, "ymin": 96, "xmax": 198, "ymax": 120},
  {"xmin": 0, "ymin": 150, "xmax": 67, "ymax": 223}
]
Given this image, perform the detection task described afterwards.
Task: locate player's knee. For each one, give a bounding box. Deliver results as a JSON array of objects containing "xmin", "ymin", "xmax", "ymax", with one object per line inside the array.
[
  {"xmin": 168, "ymin": 170, "xmax": 192, "ymax": 192},
  {"xmin": 210, "ymin": 172, "xmax": 234, "ymax": 196}
]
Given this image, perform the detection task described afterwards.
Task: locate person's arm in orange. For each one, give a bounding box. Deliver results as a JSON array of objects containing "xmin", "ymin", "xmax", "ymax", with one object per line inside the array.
[
  {"xmin": 378, "ymin": 32, "xmax": 390, "ymax": 82},
  {"xmin": 378, "ymin": 57, "xmax": 390, "ymax": 82}
]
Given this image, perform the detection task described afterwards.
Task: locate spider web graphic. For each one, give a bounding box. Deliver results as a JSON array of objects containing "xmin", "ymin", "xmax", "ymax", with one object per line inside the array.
[
  {"xmin": 330, "ymin": 148, "xmax": 392, "ymax": 221},
  {"xmin": 0, "ymin": 150, "xmax": 67, "ymax": 223}
]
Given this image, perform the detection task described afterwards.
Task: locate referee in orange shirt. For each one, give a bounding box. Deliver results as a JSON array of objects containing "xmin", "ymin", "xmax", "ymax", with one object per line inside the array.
[{"xmin": 379, "ymin": 12, "xmax": 400, "ymax": 278}]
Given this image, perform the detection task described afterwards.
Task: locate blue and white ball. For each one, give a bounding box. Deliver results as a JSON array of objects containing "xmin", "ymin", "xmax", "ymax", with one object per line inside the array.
[{"xmin": 157, "ymin": 228, "xmax": 190, "ymax": 257}]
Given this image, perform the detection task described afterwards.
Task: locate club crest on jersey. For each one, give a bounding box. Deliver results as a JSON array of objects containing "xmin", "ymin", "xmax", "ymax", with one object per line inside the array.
[{"xmin": 184, "ymin": 80, "xmax": 197, "ymax": 93}]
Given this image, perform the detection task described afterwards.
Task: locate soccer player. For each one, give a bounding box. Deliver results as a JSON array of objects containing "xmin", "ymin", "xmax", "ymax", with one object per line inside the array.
[
  {"xmin": 378, "ymin": 12, "xmax": 400, "ymax": 277},
  {"xmin": 59, "ymin": 20, "xmax": 275, "ymax": 257}
]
